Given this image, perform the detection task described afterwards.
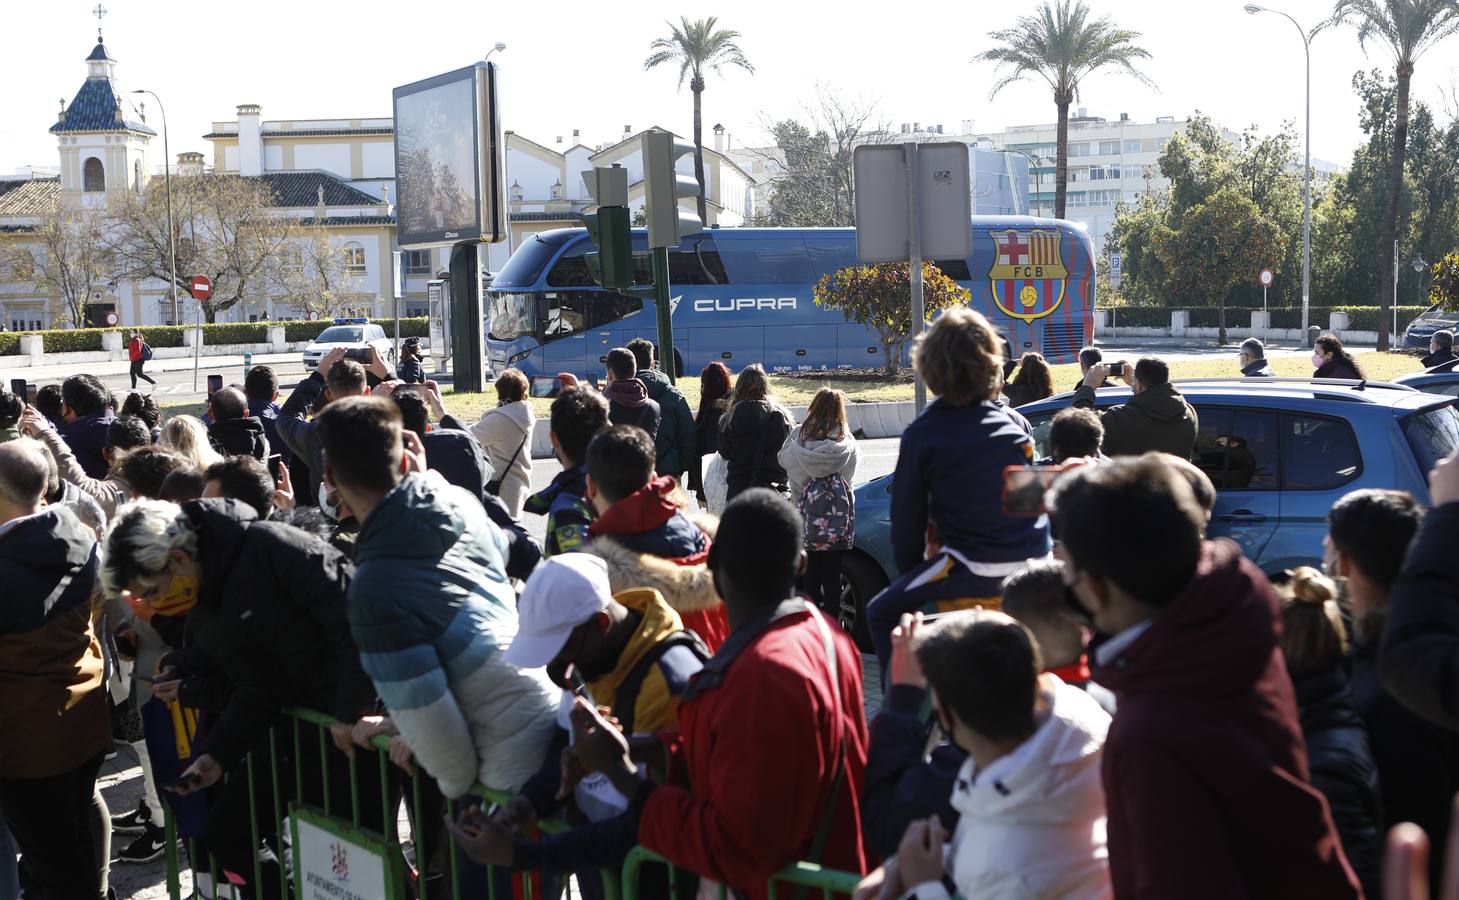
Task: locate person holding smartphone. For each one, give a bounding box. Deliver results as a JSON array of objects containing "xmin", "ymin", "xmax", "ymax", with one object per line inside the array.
[{"xmin": 1071, "ymin": 357, "xmax": 1198, "ymax": 461}]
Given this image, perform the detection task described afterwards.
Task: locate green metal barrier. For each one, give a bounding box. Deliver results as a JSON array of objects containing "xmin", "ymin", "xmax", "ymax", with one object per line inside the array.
[{"xmin": 160, "ymin": 707, "xmax": 859, "ymax": 899}]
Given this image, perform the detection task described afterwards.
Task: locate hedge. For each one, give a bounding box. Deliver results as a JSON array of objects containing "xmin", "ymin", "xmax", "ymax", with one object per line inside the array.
[
  {"xmin": 202, "ymin": 323, "xmax": 268, "ymax": 345},
  {"xmin": 1100, "ymin": 306, "xmax": 1431, "ymax": 332},
  {"xmin": 0, "ymin": 333, "xmax": 19, "ymax": 356},
  {"xmin": 0, "ymin": 318, "xmax": 433, "ymax": 355}
]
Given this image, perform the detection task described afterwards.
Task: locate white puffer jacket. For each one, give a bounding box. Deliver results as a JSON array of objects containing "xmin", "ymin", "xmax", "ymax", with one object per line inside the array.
[
  {"xmin": 909, "ymin": 678, "xmax": 1113, "ymax": 900},
  {"xmin": 777, "ymin": 426, "xmax": 859, "ymax": 500}
]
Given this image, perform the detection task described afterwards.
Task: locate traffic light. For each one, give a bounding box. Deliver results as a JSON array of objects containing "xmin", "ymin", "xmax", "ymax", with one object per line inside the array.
[
  {"xmin": 642, "ymin": 129, "xmax": 703, "ymax": 249},
  {"xmin": 581, "ymin": 165, "xmax": 633, "ymax": 291}
]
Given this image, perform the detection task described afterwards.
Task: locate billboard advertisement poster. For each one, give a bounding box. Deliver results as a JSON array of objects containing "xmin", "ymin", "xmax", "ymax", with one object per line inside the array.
[
  {"xmin": 291, "ymin": 805, "xmax": 404, "ymax": 900},
  {"xmin": 393, "ymin": 62, "xmax": 505, "ymax": 248}
]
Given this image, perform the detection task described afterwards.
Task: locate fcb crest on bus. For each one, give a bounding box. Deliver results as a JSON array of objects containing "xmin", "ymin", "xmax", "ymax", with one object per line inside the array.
[{"xmin": 989, "ymin": 229, "xmax": 1068, "ymax": 323}]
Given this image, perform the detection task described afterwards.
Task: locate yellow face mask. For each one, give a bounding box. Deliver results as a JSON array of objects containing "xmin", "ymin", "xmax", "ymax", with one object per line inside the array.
[{"xmin": 151, "ymin": 574, "xmax": 200, "ymax": 617}]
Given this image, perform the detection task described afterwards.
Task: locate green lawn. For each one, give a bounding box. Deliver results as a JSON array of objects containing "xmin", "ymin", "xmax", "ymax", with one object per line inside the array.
[{"xmin": 160, "ymin": 351, "xmax": 1431, "ymax": 420}]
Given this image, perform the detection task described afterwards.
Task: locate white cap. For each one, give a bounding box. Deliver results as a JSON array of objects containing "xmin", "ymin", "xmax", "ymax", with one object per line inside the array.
[{"xmin": 503, "ymin": 553, "xmax": 613, "ymax": 668}]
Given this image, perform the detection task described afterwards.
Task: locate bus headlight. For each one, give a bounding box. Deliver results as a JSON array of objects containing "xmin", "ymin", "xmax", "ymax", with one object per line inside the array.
[{"xmin": 509, "ymin": 349, "xmax": 533, "ymax": 364}]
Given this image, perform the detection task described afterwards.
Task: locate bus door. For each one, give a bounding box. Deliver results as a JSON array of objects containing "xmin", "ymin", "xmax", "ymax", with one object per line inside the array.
[{"xmin": 540, "ymin": 291, "xmax": 586, "ymax": 376}]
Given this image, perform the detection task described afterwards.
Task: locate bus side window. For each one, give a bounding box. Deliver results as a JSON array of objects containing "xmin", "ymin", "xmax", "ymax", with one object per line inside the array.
[
  {"xmin": 933, "ymin": 259, "xmax": 972, "ymax": 280},
  {"xmin": 718, "ymin": 236, "xmax": 814, "ymax": 284},
  {"xmin": 545, "ymin": 247, "xmax": 596, "ymax": 288},
  {"xmin": 668, "ymin": 236, "xmax": 728, "ymax": 284}
]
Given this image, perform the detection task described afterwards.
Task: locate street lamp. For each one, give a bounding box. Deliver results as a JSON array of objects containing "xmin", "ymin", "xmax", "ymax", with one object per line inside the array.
[
  {"xmin": 1244, "ymin": 3, "xmax": 1312, "ymax": 342},
  {"xmin": 486, "ymin": 41, "xmax": 507, "ymax": 60},
  {"xmin": 1002, "ymin": 148, "xmax": 1050, "ymax": 217},
  {"xmin": 1413, "ymin": 255, "xmax": 1429, "ymax": 307},
  {"xmin": 132, "ymin": 89, "xmax": 178, "ymax": 327}
]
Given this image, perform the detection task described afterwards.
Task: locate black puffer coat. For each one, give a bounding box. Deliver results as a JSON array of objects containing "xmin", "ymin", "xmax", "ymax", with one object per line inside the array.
[
  {"xmin": 719, "ymin": 399, "xmax": 791, "ymax": 499},
  {"xmin": 159, "ymin": 499, "xmax": 376, "ymax": 769},
  {"xmin": 1293, "ymin": 667, "xmax": 1383, "ymax": 899}
]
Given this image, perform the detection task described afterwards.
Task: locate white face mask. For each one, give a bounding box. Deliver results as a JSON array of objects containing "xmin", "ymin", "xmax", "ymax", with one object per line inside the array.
[
  {"xmin": 318, "ymin": 482, "xmax": 340, "ymax": 520},
  {"xmin": 1311, "ymin": 352, "xmax": 1325, "ymax": 368}
]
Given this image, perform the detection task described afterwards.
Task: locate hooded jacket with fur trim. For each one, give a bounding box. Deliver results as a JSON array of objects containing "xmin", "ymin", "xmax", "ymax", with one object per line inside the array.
[{"xmin": 587, "ymin": 476, "xmax": 728, "ymax": 650}]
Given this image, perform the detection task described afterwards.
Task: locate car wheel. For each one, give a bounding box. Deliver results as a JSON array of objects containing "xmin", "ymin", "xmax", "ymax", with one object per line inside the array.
[{"xmin": 840, "ymin": 552, "xmax": 887, "ymax": 652}]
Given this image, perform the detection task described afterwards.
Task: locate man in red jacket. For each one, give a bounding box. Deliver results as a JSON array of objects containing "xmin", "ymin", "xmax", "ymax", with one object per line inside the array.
[
  {"xmin": 449, "ymin": 489, "xmax": 868, "ymax": 898},
  {"xmin": 1048, "ymin": 455, "xmax": 1359, "ymax": 899}
]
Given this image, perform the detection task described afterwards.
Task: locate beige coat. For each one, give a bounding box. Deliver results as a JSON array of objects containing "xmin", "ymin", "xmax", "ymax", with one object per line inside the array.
[{"xmin": 470, "ymin": 400, "xmax": 534, "ymax": 518}]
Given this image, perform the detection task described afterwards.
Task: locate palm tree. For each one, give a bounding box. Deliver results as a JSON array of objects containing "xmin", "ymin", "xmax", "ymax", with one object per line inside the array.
[
  {"xmin": 975, "ymin": 0, "xmax": 1153, "ymax": 220},
  {"xmin": 1322, "ymin": 0, "xmax": 1459, "ymax": 351},
  {"xmin": 644, "ymin": 16, "xmax": 754, "ymax": 224}
]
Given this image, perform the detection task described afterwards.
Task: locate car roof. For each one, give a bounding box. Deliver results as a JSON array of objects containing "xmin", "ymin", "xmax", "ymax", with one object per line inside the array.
[{"xmin": 1021, "ymin": 378, "xmax": 1453, "ymax": 417}]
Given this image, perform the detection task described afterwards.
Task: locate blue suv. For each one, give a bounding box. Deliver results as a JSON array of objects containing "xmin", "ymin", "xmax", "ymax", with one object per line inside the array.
[{"xmin": 842, "ymin": 379, "xmax": 1459, "ymax": 645}]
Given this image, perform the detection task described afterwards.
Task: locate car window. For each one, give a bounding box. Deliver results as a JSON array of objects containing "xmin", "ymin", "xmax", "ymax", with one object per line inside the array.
[
  {"xmin": 368, "ymin": 325, "xmax": 384, "ymax": 340},
  {"xmin": 1281, "ymin": 413, "xmax": 1362, "ymax": 491},
  {"xmin": 316, "ymin": 326, "xmax": 362, "ymax": 343},
  {"xmin": 1027, "ymin": 412, "xmax": 1054, "ymax": 459},
  {"xmin": 1404, "ymin": 405, "xmax": 1459, "ymax": 474},
  {"xmin": 1193, "ymin": 408, "xmax": 1279, "ymax": 490}
]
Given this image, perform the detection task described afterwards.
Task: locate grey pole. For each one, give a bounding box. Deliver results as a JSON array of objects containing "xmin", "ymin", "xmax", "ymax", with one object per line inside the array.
[
  {"xmin": 133, "ymin": 90, "xmax": 177, "ymax": 328},
  {"xmin": 1244, "ymin": 6, "xmax": 1311, "ymax": 339},
  {"xmin": 906, "ymin": 142, "xmax": 925, "ymax": 413}
]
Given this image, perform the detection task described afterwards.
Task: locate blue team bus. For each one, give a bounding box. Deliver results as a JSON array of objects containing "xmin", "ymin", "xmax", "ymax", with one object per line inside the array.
[{"xmin": 484, "ymin": 218, "xmax": 1094, "ymax": 393}]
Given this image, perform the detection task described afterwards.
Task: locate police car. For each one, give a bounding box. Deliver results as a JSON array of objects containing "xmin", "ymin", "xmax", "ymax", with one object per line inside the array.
[{"xmin": 302, "ymin": 318, "xmax": 395, "ymax": 370}]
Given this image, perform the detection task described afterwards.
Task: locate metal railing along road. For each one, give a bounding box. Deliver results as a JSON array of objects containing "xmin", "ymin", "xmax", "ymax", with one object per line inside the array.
[{"xmin": 160, "ymin": 707, "xmax": 859, "ymax": 900}]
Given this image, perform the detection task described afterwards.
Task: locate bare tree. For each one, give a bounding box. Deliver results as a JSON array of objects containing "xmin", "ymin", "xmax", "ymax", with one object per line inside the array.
[
  {"xmin": 29, "ymin": 199, "xmax": 109, "ymax": 328},
  {"xmin": 266, "ymin": 229, "xmax": 368, "ymax": 320},
  {"xmin": 106, "ymin": 173, "xmax": 300, "ymax": 322},
  {"xmin": 753, "ymin": 84, "xmax": 891, "ymax": 227}
]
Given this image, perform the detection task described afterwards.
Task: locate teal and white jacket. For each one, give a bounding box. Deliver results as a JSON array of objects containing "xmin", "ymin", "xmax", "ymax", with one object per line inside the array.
[{"xmin": 350, "ymin": 471, "xmax": 557, "ymax": 798}]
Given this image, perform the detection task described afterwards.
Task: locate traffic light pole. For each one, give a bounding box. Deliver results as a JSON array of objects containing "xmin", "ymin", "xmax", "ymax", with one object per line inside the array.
[{"xmin": 651, "ymin": 246, "xmax": 676, "ymax": 384}]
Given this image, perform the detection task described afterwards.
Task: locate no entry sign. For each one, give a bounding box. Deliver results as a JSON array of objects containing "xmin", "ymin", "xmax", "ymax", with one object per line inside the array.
[{"xmin": 190, "ymin": 274, "xmax": 212, "ymax": 300}]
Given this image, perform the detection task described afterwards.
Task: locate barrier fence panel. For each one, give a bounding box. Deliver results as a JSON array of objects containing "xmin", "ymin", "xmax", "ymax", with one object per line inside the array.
[{"xmin": 160, "ymin": 707, "xmax": 859, "ymax": 900}]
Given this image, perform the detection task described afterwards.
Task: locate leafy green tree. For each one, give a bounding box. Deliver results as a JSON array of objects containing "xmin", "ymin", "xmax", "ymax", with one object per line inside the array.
[
  {"xmin": 812, "ymin": 263, "xmax": 970, "ymax": 375},
  {"xmin": 1153, "ymin": 188, "xmax": 1289, "ymax": 344},
  {"xmin": 1322, "ymin": 0, "xmax": 1459, "ymax": 349},
  {"xmin": 644, "ymin": 17, "xmax": 754, "ymax": 224},
  {"xmin": 974, "ymin": 0, "xmax": 1153, "ymax": 218},
  {"xmin": 1429, "ymin": 251, "xmax": 1459, "ymax": 310}
]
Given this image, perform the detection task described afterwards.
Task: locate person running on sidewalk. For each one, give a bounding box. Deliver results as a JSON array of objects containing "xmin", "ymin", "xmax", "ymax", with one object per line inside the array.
[{"xmin": 128, "ymin": 330, "xmax": 155, "ymax": 390}]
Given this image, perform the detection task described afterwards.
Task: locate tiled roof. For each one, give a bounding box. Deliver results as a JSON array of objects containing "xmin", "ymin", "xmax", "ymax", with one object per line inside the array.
[
  {"xmin": 300, "ymin": 215, "xmax": 396, "ymax": 226},
  {"xmin": 0, "ymin": 225, "xmax": 38, "ymax": 233},
  {"xmin": 86, "ymin": 41, "xmax": 114, "ymax": 62},
  {"xmin": 50, "ymin": 77, "xmax": 155, "ymax": 135},
  {"xmin": 203, "ymin": 127, "xmax": 394, "ymax": 139},
  {"xmin": 249, "ymin": 171, "xmax": 382, "ymax": 207},
  {"xmin": 0, "ymin": 179, "xmax": 60, "ymax": 216},
  {"xmin": 511, "ymin": 211, "xmax": 583, "ymax": 222}
]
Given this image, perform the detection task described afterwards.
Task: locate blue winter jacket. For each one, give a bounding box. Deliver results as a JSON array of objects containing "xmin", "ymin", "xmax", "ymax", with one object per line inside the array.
[
  {"xmin": 349, "ymin": 471, "xmax": 558, "ymax": 797},
  {"xmin": 889, "ymin": 399, "xmax": 1051, "ymax": 574}
]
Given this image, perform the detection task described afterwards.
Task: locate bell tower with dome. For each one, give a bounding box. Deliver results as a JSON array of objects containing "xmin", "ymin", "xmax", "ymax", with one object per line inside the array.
[{"xmin": 49, "ymin": 5, "xmax": 155, "ymax": 205}]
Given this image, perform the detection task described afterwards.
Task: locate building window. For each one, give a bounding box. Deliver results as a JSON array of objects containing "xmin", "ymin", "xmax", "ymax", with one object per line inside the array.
[
  {"xmin": 342, "ymin": 242, "xmax": 366, "ymax": 274},
  {"xmin": 280, "ymin": 246, "xmax": 303, "ymax": 271},
  {"xmin": 133, "ymin": 160, "xmax": 143, "ymax": 192},
  {"xmin": 1067, "ymin": 192, "xmax": 1088, "ymax": 207},
  {"xmin": 404, "ymin": 249, "xmax": 432, "ymax": 275},
  {"xmin": 1087, "ymin": 166, "xmax": 1122, "ymax": 181},
  {"xmin": 83, "ymin": 157, "xmax": 105, "ymax": 192},
  {"xmin": 1099, "ymin": 140, "xmax": 1119, "ymax": 155},
  {"xmin": 1067, "ymin": 143, "xmax": 1090, "ymax": 157},
  {"xmin": 1124, "ymin": 139, "xmax": 1142, "ymax": 153}
]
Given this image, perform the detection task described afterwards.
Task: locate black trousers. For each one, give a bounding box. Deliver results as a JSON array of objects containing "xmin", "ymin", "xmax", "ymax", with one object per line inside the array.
[
  {"xmin": 130, "ymin": 359, "xmax": 155, "ymax": 388},
  {"xmin": 803, "ymin": 548, "xmax": 846, "ymax": 616},
  {"xmin": 0, "ymin": 752, "xmax": 104, "ymax": 900},
  {"xmin": 201, "ymin": 743, "xmax": 385, "ymax": 900}
]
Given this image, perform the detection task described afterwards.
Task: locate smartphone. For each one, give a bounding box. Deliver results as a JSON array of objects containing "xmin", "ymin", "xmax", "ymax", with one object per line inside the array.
[
  {"xmin": 9, "ymin": 378, "xmax": 26, "ymax": 399},
  {"xmin": 266, "ymin": 453, "xmax": 284, "ymax": 482},
  {"xmin": 1002, "ymin": 465, "xmax": 1069, "ymax": 516},
  {"xmin": 25, "ymin": 384, "xmax": 37, "ymax": 404},
  {"xmin": 344, "ymin": 347, "xmax": 369, "ymax": 362},
  {"xmin": 206, "ymin": 374, "xmax": 223, "ymax": 396},
  {"xmin": 1107, "ymin": 361, "xmax": 1127, "ymax": 379},
  {"xmin": 164, "ymin": 773, "xmax": 203, "ymax": 794},
  {"xmin": 135, "ymin": 672, "xmax": 176, "ymax": 685}
]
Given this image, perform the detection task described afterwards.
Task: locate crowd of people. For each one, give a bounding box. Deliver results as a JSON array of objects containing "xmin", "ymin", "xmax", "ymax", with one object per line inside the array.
[{"xmin": 3, "ymin": 309, "xmax": 1459, "ymax": 900}]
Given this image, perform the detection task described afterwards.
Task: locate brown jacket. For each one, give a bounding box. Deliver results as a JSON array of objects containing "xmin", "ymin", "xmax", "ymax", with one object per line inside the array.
[{"xmin": 0, "ymin": 507, "xmax": 109, "ymax": 778}]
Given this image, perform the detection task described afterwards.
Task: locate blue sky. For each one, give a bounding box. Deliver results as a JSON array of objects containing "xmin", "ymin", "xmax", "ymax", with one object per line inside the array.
[{"xmin": 4, "ymin": 0, "xmax": 1456, "ymax": 175}]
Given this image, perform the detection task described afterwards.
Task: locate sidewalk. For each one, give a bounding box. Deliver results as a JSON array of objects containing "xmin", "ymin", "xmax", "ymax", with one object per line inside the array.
[{"xmin": 0, "ymin": 350, "xmax": 301, "ymax": 382}]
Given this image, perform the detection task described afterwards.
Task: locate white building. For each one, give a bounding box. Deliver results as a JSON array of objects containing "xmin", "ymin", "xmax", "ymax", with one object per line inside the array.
[
  {"xmin": 977, "ymin": 110, "xmax": 1241, "ymax": 256},
  {"xmin": 0, "ymin": 27, "xmax": 756, "ymax": 329}
]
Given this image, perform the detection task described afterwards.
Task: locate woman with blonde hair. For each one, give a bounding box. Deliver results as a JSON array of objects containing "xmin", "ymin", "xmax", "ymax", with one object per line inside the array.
[
  {"xmin": 470, "ymin": 368, "xmax": 534, "ymax": 517},
  {"xmin": 159, "ymin": 415, "xmax": 221, "ymax": 469},
  {"xmin": 718, "ymin": 364, "xmax": 793, "ymax": 500},
  {"xmin": 1275, "ymin": 567, "xmax": 1381, "ymax": 897},
  {"xmin": 779, "ymin": 388, "xmax": 860, "ymax": 614}
]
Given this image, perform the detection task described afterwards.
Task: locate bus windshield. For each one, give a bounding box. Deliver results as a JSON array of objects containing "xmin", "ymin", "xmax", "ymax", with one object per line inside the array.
[
  {"xmin": 492, "ymin": 233, "xmax": 568, "ymax": 289},
  {"xmin": 488, "ymin": 291, "xmax": 536, "ymax": 341}
]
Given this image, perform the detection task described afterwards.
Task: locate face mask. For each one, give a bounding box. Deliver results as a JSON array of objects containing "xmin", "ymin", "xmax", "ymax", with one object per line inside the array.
[
  {"xmin": 1311, "ymin": 352, "xmax": 1325, "ymax": 368},
  {"xmin": 151, "ymin": 574, "xmax": 200, "ymax": 617},
  {"xmin": 318, "ymin": 482, "xmax": 340, "ymax": 520}
]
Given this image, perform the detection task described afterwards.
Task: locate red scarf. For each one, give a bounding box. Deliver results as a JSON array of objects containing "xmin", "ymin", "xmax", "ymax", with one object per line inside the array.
[{"xmin": 1046, "ymin": 655, "xmax": 1092, "ymax": 684}]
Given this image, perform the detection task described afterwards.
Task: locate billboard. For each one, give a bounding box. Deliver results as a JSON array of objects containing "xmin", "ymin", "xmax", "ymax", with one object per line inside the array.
[{"xmin": 392, "ymin": 62, "xmax": 505, "ymax": 248}]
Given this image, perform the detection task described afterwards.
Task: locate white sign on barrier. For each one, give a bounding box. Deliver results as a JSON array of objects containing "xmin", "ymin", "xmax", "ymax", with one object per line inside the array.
[{"xmin": 293, "ymin": 812, "xmax": 391, "ymax": 900}]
